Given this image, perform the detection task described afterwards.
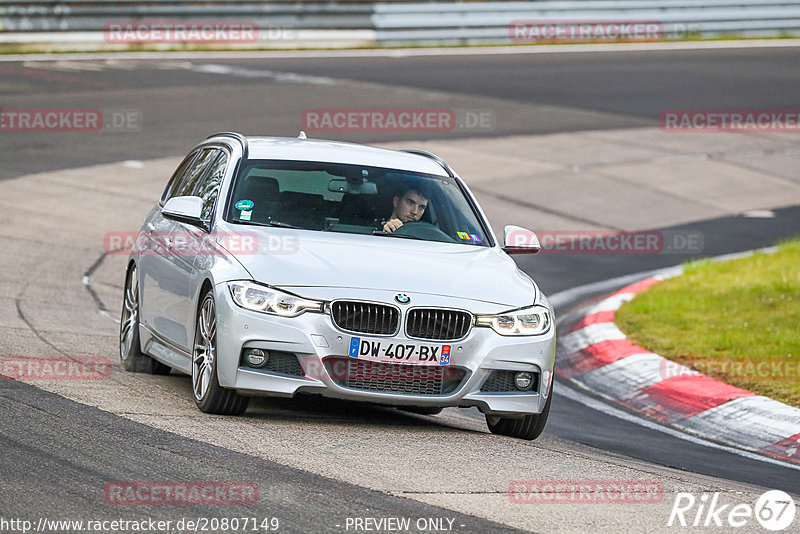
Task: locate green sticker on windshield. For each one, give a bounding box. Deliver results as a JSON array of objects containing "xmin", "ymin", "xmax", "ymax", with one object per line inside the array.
[{"xmin": 235, "ymin": 199, "xmax": 254, "ymax": 211}]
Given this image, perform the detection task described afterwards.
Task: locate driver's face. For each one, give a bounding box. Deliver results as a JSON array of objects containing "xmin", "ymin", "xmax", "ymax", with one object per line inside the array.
[{"xmin": 392, "ymin": 190, "xmax": 428, "ymax": 222}]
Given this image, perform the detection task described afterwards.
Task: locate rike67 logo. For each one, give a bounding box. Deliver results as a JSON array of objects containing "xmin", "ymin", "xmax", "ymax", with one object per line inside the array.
[{"xmin": 668, "ymin": 490, "xmax": 796, "ymax": 531}]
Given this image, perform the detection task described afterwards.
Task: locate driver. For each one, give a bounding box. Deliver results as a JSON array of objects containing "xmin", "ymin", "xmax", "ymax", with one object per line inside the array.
[{"xmin": 382, "ymin": 187, "xmax": 428, "ymax": 233}]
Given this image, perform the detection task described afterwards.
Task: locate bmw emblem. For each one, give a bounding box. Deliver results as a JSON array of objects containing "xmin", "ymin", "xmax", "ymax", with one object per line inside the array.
[{"xmin": 394, "ymin": 293, "xmax": 410, "ymax": 304}]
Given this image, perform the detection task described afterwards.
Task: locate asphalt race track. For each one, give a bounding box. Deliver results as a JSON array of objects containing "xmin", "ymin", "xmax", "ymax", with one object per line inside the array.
[
  {"xmin": 1, "ymin": 44, "xmax": 799, "ymax": 533},
  {"xmin": 3, "ymin": 45, "xmax": 800, "ymax": 179}
]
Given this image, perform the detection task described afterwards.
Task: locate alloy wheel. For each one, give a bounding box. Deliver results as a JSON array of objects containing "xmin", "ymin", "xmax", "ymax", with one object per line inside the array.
[{"xmin": 193, "ymin": 295, "xmax": 217, "ymax": 401}]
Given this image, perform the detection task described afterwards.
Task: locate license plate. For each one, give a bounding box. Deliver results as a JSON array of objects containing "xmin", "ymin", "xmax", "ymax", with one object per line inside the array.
[{"xmin": 348, "ymin": 337, "xmax": 451, "ymax": 366}]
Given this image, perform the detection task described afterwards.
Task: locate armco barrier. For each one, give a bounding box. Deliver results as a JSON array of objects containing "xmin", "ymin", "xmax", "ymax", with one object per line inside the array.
[
  {"xmin": 1, "ymin": 0, "xmax": 800, "ymax": 50},
  {"xmin": 0, "ymin": 0, "xmax": 376, "ymax": 50},
  {"xmin": 374, "ymin": 0, "xmax": 800, "ymax": 45}
]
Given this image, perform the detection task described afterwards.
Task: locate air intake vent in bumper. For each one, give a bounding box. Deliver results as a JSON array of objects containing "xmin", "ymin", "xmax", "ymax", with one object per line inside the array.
[{"xmin": 325, "ymin": 358, "xmax": 467, "ymax": 395}]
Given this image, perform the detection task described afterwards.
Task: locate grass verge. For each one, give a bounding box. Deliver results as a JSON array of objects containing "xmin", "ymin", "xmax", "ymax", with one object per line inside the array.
[{"xmin": 615, "ymin": 239, "xmax": 800, "ymax": 408}]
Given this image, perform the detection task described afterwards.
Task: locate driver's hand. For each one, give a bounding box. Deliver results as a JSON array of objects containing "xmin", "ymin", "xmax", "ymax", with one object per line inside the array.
[{"xmin": 383, "ymin": 218, "xmax": 403, "ymax": 233}]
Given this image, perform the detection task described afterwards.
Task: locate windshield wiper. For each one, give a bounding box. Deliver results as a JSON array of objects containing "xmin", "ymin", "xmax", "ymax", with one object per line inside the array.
[
  {"xmin": 233, "ymin": 219, "xmax": 302, "ymax": 229},
  {"xmin": 372, "ymin": 230, "xmax": 422, "ymax": 240}
]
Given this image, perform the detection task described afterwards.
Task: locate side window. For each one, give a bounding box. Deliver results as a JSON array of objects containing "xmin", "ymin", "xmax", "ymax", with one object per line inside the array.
[
  {"xmin": 172, "ymin": 148, "xmax": 217, "ymax": 199},
  {"xmin": 161, "ymin": 152, "xmax": 198, "ymax": 203},
  {"xmin": 194, "ymin": 151, "xmax": 228, "ymax": 222}
]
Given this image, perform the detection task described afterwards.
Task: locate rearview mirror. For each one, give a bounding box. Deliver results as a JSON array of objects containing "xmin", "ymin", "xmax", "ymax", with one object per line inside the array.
[
  {"xmin": 502, "ymin": 225, "xmax": 540, "ymax": 254},
  {"xmin": 328, "ymin": 179, "xmax": 378, "ymax": 195},
  {"xmin": 162, "ymin": 196, "xmax": 206, "ymax": 229}
]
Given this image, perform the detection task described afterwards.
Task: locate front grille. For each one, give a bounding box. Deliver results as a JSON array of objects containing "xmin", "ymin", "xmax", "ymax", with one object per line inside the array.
[
  {"xmin": 480, "ymin": 370, "xmax": 539, "ymax": 392},
  {"xmin": 326, "ymin": 358, "xmax": 466, "ymax": 395},
  {"xmin": 331, "ymin": 301, "xmax": 399, "ymax": 335},
  {"xmin": 406, "ymin": 308, "xmax": 472, "ymax": 340}
]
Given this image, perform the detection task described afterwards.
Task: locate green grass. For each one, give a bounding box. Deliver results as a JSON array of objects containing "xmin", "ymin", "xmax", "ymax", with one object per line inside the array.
[
  {"xmin": 615, "ymin": 239, "xmax": 800, "ymax": 408},
  {"xmin": 2, "ymin": 35, "xmax": 799, "ymax": 56}
]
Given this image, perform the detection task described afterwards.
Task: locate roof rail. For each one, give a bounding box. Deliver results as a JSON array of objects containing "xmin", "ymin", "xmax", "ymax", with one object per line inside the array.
[
  {"xmin": 400, "ymin": 149, "xmax": 454, "ymax": 178},
  {"xmin": 206, "ymin": 131, "xmax": 248, "ymax": 159}
]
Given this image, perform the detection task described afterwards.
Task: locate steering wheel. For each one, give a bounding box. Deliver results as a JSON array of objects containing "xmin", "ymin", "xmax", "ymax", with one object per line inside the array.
[{"xmin": 393, "ymin": 221, "xmax": 456, "ymax": 243}]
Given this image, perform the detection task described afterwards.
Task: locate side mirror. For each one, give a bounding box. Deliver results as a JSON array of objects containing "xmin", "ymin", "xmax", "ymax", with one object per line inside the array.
[
  {"xmin": 502, "ymin": 225, "xmax": 541, "ymax": 254},
  {"xmin": 162, "ymin": 196, "xmax": 206, "ymax": 229}
]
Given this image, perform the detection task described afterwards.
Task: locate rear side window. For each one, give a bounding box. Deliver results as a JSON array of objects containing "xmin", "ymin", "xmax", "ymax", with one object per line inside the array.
[{"xmin": 172, "ymin": 149, "xmax": 218, "ymax": 199}]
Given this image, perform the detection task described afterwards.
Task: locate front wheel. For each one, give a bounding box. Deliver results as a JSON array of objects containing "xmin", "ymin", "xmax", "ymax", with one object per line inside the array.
[
  {"xmin": 192, "ymin": 290, "xmax": 249, "ymax": 415},
  {"xmin": 486, "ymin": 388, "xmax": 552, "ymax": 440},
  {"xmin": 119, "ymin": 264, "xmax": 171, "ymax": 375}
]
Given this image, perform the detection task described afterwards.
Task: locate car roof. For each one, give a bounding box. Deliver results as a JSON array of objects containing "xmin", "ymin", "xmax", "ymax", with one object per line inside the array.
[{"xmin": 206, "ymin": 134, "xmax": 451, "ymax": 178}]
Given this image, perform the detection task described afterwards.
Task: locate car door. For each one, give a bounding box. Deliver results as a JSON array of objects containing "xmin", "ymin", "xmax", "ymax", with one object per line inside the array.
[
  {"xmin": 175, "ymin": 150, "xmax": 230, "ymax": 349},
  {"xmin": 140, "ymin": 147, "xmax": 218, "ymax": 352},
  {"xmin": 139, "ymin": 150, "xmax": 198, "ymax": 334}
]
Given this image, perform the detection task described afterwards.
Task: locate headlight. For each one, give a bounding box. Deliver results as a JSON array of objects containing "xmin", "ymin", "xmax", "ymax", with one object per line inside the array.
[
  {"xmin": 228, "ymin": 281, "xmax": 322, "ymax": 317},
  {"xmin": 475, "ymin": 305, "xmax": 551, "ymax": 336}
]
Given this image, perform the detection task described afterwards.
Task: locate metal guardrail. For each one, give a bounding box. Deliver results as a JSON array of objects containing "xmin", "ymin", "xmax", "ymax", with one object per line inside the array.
[
  {"xmin": 0, "ymin": 0, "xmax": 799, "ymax": 49},
  {"xmin": 0, "ymin": 2, "xmax": 374, "ymax": 32},
  {"xmin": 373, "ymin": 1, "xmax": 800, "ymax": 44}
]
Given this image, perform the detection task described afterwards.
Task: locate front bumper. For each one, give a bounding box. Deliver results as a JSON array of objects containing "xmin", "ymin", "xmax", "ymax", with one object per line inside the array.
[{"xmin": 213, "ymin": 284, "xmax": 555, "ymax": 416}]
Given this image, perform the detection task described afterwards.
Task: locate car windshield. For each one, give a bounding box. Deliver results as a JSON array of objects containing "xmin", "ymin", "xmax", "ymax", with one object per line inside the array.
[{"xmin": 225, "ymin": 159, "xmax": 490, "ymax": 246}]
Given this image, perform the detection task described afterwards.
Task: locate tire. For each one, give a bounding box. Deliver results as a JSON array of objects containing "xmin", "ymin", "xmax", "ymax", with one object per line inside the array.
[
  {"xmin": 399, "ymin": 406, "xmax": 444, "ymax": 416},
  {"xmin": 120, "ymin": 264, "xmax": 171, "ymax": 375},
  {"xmin": 485, "ymin": 388, "xmax": 552, "ymax": 440},
  {"xmin": 192, "ymin": 290, "xmax": 249, "ymax": 415}
]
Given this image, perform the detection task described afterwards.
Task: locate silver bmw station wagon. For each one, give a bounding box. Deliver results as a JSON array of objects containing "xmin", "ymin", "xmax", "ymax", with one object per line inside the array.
[{"xmin": 120, "ymin": 132, "xmax": 555, "ymax": 440}]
